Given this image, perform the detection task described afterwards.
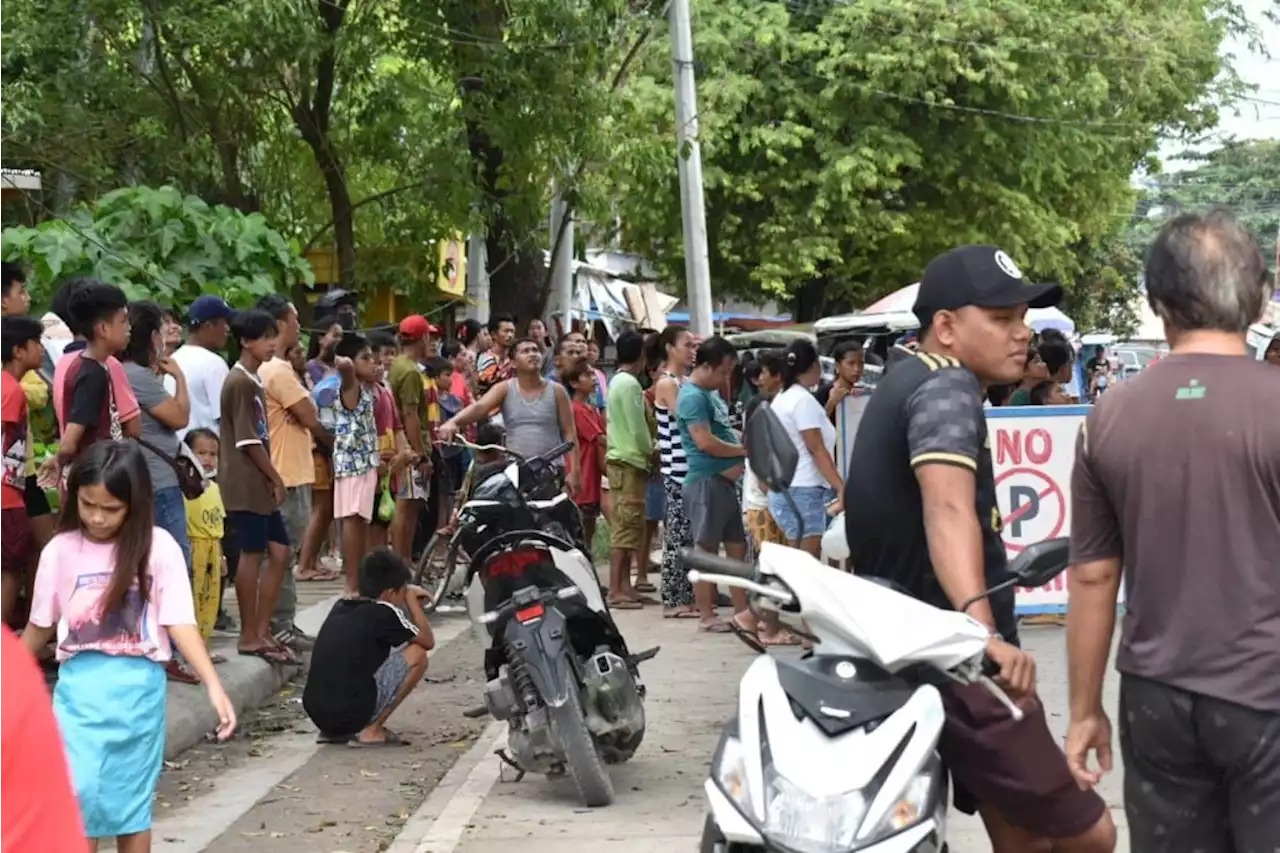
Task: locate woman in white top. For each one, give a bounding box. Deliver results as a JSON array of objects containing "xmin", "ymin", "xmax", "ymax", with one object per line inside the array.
[{"xmin": 767, "ymin": 340, "xmax": 844, "ymax": 557}]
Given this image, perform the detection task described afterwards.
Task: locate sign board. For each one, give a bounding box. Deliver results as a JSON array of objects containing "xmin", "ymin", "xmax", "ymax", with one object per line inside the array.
[{"xmin": 987, "ymin": 405, "xmax": 1092, "ymax": 615}]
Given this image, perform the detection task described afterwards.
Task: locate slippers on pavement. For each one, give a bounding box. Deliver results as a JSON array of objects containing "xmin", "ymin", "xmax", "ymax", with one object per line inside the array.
[
  {"xmin": 698, "ymin": 619, "xmax": 735, "ymax": 634},
  {"xmin": 609, "ymin": 599, "xmax": 644, "ymax": 610},
  {"xmin": 238, "ymin": 646, "xmax": 295, "ymax": 665},
  {"xmin": 349, "ymin": 730, "xmax": 411, "ymax": 748},
  {"xmin": 663, "ymin": 607, "xmax": 701, "ymax": 619},
  {"xmin": 634, "ymin": 582, "xmax": 657, "ymax": 594}
]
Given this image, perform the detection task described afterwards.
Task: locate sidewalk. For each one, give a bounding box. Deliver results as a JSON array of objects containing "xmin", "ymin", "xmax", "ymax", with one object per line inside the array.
[
  {"xmin": 385, "ymin": 609, "xmax": 1128, "ymax": 853},
  {"xmin": 162, "ymin": 578, "xmax": 340, "ymax": 759}
]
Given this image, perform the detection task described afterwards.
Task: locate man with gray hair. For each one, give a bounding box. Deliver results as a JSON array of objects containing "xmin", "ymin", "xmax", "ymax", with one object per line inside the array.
[{"xmin": 1065, "ymin": 209, "xmax": 1280, "ymax": 849}]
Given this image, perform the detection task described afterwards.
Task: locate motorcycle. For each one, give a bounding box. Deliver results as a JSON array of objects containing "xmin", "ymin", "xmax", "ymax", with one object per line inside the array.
[
  {"xmin": 688, "ymin": 402, "xmax": 1071, "ymax": 852},
  {"xmin": 415, "ymin": 437, "xmax": 589, "ymax": 610},
  {"xmin": 451, "ymin": 436, "xmax": 658, "ymax": 808}
]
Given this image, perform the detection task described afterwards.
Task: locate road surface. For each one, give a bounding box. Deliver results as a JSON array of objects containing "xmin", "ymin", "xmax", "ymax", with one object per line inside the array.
[{"xmin": 149, "ymin": 600, "xmax": 1127, "ymax": 852}]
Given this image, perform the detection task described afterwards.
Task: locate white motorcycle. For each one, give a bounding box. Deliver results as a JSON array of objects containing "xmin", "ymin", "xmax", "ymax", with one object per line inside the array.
[{"xmin": 686, "ymin": 403, "xmax": 1070, "ymax": 853}]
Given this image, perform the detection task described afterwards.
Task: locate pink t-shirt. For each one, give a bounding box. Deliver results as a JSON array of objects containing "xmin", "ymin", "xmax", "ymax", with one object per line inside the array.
[
  {"xmin": 29, "ymin": 527, "xmax": 196, "ymax": 663},
  {"xmin": 51, "ymin": 347, "xmax": 140, "ymax": 428}
]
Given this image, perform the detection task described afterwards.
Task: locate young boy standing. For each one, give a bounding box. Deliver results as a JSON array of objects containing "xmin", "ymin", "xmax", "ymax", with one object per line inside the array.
[
  {"xmin": 219, "ymin": 310, "xmax": 295, "ymax": 665},
  {"xmin": 1, "ymin": 265, "xmax": 57, "ymax": 561},
  {"xmin": 303, "ymin": 548, "xmax": 434, "ymax": 746},
  {"xmin": 2, "ymin": 316, "xmax": 46, "ymax": 624},
  {"xmin": 47, "ymin": 283, "xmax": 137, "ymax": 479},
  {"xmin": 564, "ymin": 361, "xmax": 606, "ymax": 553},
  {"xmin": 326, "ymin": 334, "xmax": 382, "ymax": 596}
]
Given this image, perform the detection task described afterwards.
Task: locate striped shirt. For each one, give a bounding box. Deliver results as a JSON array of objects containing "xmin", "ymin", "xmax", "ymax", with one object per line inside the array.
[{"xmin": 655, "ymin": 372, "xmax": 689, "ymax": 482}]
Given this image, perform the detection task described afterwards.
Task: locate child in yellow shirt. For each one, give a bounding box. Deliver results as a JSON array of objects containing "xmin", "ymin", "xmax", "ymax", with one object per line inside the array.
[{"xmin": 184, "ymin": 429, "xmax": 226, "ymax": 640}]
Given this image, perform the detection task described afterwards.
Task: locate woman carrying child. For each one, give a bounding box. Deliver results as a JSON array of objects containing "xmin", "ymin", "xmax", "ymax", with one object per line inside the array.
[{"xmin": 23, "ymin": 441, "xmax": 235, "ymax": 852}]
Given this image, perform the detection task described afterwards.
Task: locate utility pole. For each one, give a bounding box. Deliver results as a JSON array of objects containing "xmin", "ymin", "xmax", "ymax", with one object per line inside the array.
[
  {"xmin": 668, "ymin": 0, "xmax": 713, "ymax": 338},
  {"xmin": 549, "ymin": 184, "xmax": 575, "ymax": 335},
  {"xmin": 467, "ymin": 232, "xmax": 489, "ymax": 324}
]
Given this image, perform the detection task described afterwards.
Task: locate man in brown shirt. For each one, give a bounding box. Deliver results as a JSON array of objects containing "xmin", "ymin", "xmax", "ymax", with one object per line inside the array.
[
  {"xmin": 220, "ymin": 309, "xmax": 296, "ymax": 665},
  {"xmin": 1067, "ymin": 209, "xmax": 1280, "ymax": 850}
]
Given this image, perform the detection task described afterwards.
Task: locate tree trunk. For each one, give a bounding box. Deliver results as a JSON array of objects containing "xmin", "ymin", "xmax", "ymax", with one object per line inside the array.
[
  {"xmin": 299, "ymin": 125, "xmax": 356, "ymax": 288},
  {"xmin": 468, "ymin": 114, "xmax": 548, "ymax": 322}
]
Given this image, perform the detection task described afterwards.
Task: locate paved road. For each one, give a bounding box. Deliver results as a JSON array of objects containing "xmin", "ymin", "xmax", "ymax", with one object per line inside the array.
[{"xmin": 155, "ymin": 600, "xmax": 1128, "ymax": 852}]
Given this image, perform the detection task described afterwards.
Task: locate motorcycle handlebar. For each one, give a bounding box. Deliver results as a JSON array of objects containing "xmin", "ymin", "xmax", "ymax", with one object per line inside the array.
[
  {"xmin": 537, "ymin": 441, "xmax": 575, "ymax": 464},
  {"xmin": 679, "ymin": 548, "xmax": 755, "ymax": 579}
]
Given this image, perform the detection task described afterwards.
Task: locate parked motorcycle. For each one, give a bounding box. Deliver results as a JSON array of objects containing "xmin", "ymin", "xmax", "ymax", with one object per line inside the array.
[
  {"xmin": 414, "ymin": 437, "xmax": 589, "ymax": 611},
  {"xmin": 688, "ymin": 402, "xmax": 1070, "ymax": 852},
  {"xmin": 451, "ymin": 437, "xmax": 658, "ymax": 808}
]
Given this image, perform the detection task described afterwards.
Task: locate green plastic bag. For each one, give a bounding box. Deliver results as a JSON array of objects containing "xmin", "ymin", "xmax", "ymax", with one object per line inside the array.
[{"xmin": 377, "ymin": 476, "xmax": 396, "ymax": 523}]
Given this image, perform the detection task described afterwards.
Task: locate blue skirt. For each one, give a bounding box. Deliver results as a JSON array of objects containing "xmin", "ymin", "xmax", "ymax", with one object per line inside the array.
[{"xmin": 54, "ymin": 652, "xmax": 167, "ymax": 838}]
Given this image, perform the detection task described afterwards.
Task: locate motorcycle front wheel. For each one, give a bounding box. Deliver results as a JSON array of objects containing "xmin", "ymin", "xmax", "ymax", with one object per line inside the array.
[{"xmin": 547, "ymin": 669, "xmax": 614, "ymax": 807}]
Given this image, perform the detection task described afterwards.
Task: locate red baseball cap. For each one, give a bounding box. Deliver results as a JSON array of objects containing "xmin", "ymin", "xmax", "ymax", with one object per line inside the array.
[{"xmin": 398, "ymin": 314, "xmax": 439, "ymax": 340}]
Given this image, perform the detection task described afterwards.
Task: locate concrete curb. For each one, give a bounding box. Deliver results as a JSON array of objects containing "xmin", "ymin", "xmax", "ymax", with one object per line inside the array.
[{"xmin": 162, "ymin": 595, "xmax": 336, "ymax": 759}]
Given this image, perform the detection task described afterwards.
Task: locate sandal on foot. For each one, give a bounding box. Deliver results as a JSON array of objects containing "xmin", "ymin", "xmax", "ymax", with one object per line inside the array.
[
  {"xmin": 698, "ymin": 619, "xmax": 735, "ymax": 634},
  {"xmin": 609, "ymin": 599, "xmax": 644, "ymax": 610},
  {"xmin": 238, "ymin": 646, "xmax": 295, "ymax": 665},
  {"xmin": 759, "ymin": 631, "xmax": 804, "ymax": 647},
  {"xmin": 663, "ymin": 606, "xmax": 700, "ymax": 619},
  {"xmin": 165, "ymin": 659, "xmax": 201, "ymax": 684},
  {"xmin": 349, "ymin": 730, "xmax": 411, "ymax": 748},
  {"xmin": 317, "ymin": 732, "xmax": 353, "ymax": 744},
  {"xmin": 634, "ymin": 582, "xmax": 657, "ymax": 594}
]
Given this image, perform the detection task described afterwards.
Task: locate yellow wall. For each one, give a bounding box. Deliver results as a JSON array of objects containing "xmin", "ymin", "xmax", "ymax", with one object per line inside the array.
[{"xmin": 305, "ymin": 238, "xmax": 467, "ymax": 324}]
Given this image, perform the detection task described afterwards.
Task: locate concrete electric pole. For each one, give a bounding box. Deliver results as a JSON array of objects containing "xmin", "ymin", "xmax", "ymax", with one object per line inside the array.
[
  {"xmin": 668, "ymin": 0, "xmax": 713, "ymax": 338},
  {"xmin": 549, "ymin": 184, "xmax": 575, "ymax": 334}
]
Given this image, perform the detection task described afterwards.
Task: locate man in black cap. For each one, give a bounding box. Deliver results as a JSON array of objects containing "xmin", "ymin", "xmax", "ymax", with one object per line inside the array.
[{"xmin": 843, "ymin": 246, "xmax": 1116, "ymax": 851}]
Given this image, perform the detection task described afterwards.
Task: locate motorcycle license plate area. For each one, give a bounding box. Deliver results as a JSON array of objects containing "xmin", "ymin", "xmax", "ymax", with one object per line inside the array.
[{"xmin": 516, "ymin": 602, "xmax": 545, "ymax": 623}]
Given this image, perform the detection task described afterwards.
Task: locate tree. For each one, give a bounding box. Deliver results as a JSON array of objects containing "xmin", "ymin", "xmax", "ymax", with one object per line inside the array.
[
  {"xmin": 0, "ymin": 185, "xmax": 314, "ymax": 308},
  {"xmin": 604, "ymin": 0, "xmax": 1251, "ymax": 318},
  {"xmin": 402, "ymin": 0, "xmax": 667, "ymax": 321},
  {"xmin": 1127, "ymin": 139, "xmax": 1280, "ymax": 274}
]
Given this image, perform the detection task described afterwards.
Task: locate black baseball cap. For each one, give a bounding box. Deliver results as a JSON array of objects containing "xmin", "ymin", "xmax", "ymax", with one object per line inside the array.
[{"xmin": 913, "ymin": 246, "xmax": 1062, "ymax": 326}]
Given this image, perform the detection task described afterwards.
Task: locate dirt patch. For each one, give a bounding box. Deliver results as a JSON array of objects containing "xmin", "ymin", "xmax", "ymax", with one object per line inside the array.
[{"xmin": 155, "ymin": 629, "xmax": 492, "ymax": 852}]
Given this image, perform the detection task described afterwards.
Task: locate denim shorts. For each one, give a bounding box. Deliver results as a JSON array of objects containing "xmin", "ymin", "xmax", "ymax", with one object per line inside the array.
[
  {"xmin": 645, "ymin": 473, "xmax": 665, "ymax": 521},
  {"xmin": 767, "ymin": 486, "xmax": 836, "ymax": 542}
]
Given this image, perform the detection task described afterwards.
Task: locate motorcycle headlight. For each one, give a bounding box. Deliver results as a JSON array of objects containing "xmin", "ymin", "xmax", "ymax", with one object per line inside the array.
[{"xmin": 711, "ymin": 727, "xmax": 939, "ymax": 853}]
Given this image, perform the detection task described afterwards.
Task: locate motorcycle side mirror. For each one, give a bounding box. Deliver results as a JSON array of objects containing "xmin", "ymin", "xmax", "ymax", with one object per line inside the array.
[
  {"xmin": 743, "ymin": 402, "xmax": 798, "ymax": 493},
  {"xmin": 1007, "ymin": 537, "xmax": 1071, "ymax": 588},
  {"xmin": 960, "ymin": 536, "xmax": 1071, "ymax": 615}
]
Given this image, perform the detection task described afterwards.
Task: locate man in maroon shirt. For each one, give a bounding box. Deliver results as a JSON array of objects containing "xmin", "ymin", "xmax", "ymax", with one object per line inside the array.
[{"xmin": 1, "ymin": 625, "xmax": 89, "ymax": 853}]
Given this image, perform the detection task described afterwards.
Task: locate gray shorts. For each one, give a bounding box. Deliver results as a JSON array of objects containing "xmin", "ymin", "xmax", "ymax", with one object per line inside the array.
[
  {"xmin": 1120, "ymin": 674, "xmax": 1280, "ymax": 852},
  {"xmin": 683, "ymin": 475, "xmax": 746, "ymax": 549},
  {"xmin": 371, "ymin": 648, "xmax": 412, "ymax": 723}
]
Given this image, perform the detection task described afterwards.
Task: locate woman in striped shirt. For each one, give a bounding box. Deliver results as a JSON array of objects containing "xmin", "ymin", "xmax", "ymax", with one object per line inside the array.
[{"xmin": 648, "ymin": 327, "xmax": 698, "ymax": 618}]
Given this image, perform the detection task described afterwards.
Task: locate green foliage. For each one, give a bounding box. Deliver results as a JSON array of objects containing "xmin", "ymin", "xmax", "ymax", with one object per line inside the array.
[
  {"xmin": 0, "ymin": 186, "xmax": 314, "ymax": 308},
  {"xmin": 1127, "ymin": 139, "xmax": 1280, "ymax": 266},
  {"xmin": 602, "ymin": 0, "xmax": 1249, "ymax": 315}
]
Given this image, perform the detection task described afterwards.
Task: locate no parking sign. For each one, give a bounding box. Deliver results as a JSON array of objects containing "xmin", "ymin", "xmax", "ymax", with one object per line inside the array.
[{"xmin": 987, "ymin": 405, "xmax": 1089, "ymax": 615}]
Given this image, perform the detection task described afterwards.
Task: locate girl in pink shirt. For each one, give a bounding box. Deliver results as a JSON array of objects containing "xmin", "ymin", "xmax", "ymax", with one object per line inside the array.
[{"xmin": 23, "ymin": 441, "xmax": 235, "ymax": 850}]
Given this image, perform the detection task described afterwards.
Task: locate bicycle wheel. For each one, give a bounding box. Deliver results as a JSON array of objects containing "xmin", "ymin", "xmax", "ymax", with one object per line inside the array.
[{"xmin": 413, "ymin": 530, "xmax": 463, "ymax": 614}]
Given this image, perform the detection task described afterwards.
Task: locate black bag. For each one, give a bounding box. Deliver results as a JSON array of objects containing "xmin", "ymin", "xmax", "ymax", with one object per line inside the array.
[{"xmin": 135, "ymin": 437, "xmax": 206, "ymax": 500}]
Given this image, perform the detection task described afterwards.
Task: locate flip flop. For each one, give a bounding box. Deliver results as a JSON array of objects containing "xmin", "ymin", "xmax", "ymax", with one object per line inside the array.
[
  {"xmin": 238, "ymin": 646, "xmax": 295, "ymax": 665},
  {"xmin": 317, "ymin": 732, "xmax": 353, "ymax": 744},
  {"xmin": 759, "ymin": 631, "xmax": 804, "ymax": 647},
  {"xmin": 297, "ymin": 569, "xmax": 341, "ymax": 582},
  {"xmin": 663, "ymin": 607, "xmax": 701, "ymax": 619},
  {"xmin": 730, "ymin": 615, "xmax": 759, "ymax": 638},
  {"xmin": 634, "ymin": 594, "xmax": 660, "ymax": 605},
  {"xmin": 634, "ymin": 582, "xmax": 657, "ymax": 593},
  {"xmin": 349, "ymin": 730, "xmax": 411, "ymax": 748},
  {"xmin": 609, "ymin": 599, "xmax": 644, "ymax": 610},
  {"xmin": 699, "ymin": 619, "xmax": 735, "ymax": 634},
  {"xmin": 210, "ymin": 653, "xmax": 228, "ymax": 664}
]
